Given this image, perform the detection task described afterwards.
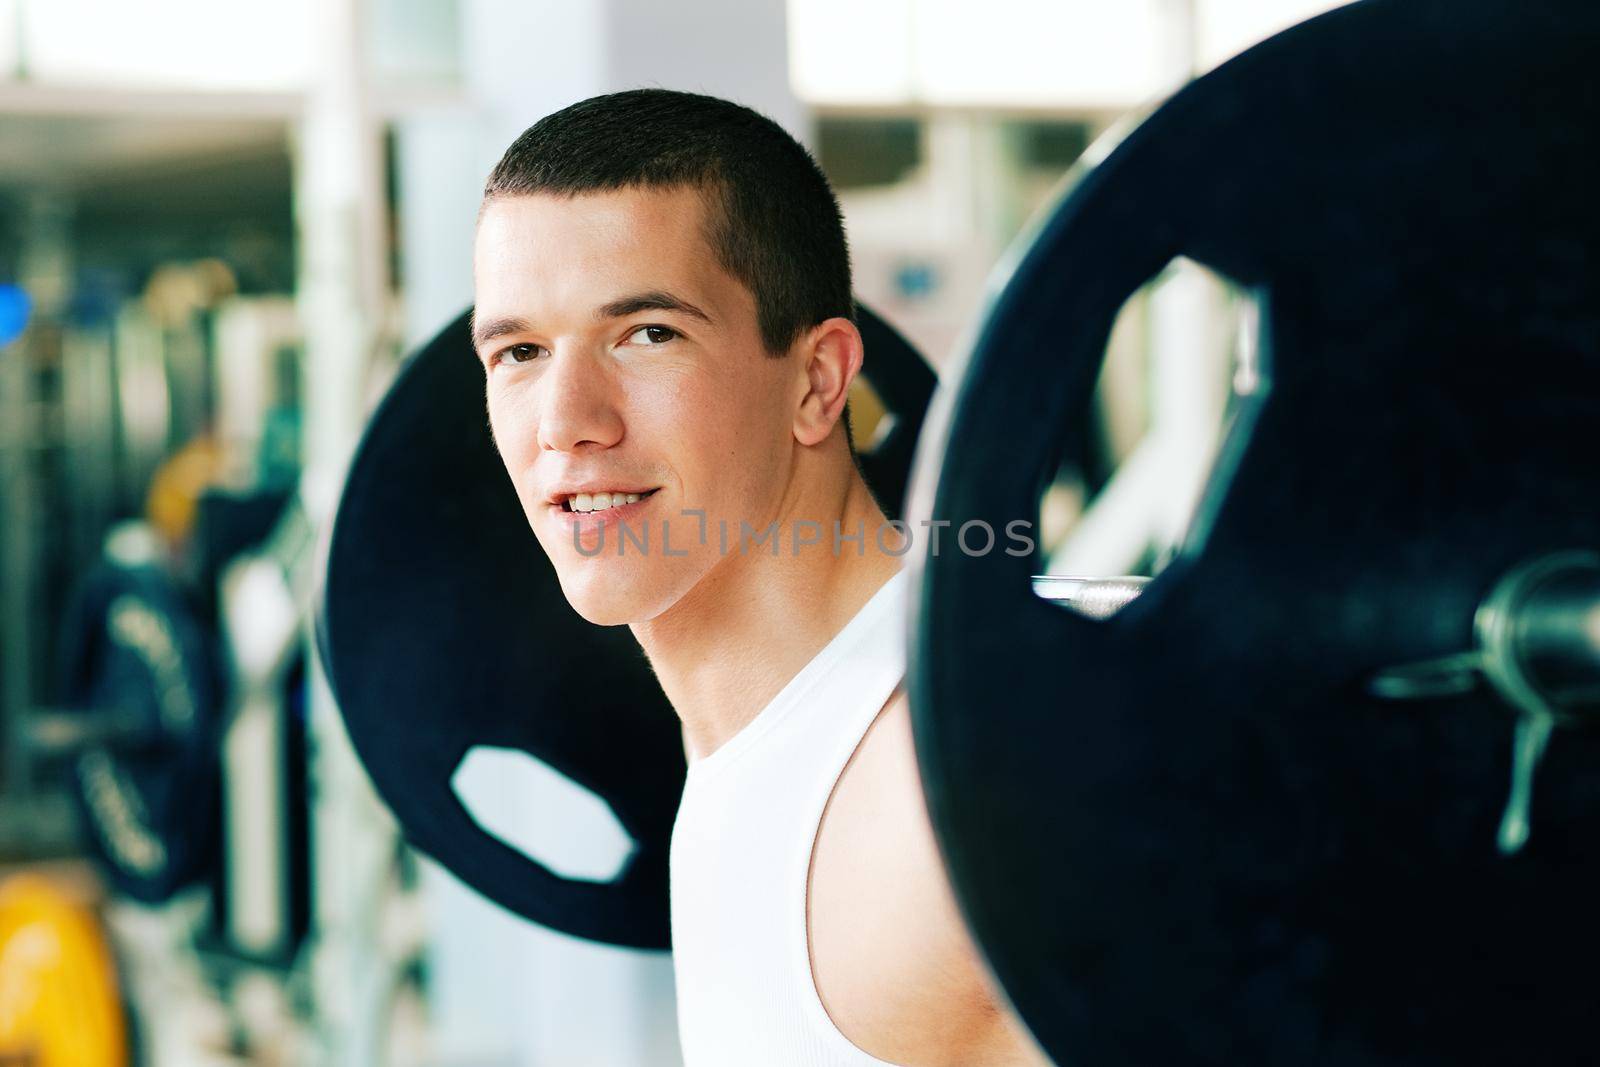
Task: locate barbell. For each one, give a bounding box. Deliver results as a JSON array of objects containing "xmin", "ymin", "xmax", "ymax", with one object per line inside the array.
[
  {"xmin": 907, "ymin": 0, "xmax": 1600, "ymax": 1063},
  {"xmin": 317, "ymin": 1, "xmax": 1600, "ymax": 1061}
]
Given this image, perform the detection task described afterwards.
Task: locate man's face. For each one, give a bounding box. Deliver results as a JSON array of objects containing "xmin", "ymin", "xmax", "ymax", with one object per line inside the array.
[{"xmin": 473, "ymin": 186, "xmax": 799, "ymax": 625}]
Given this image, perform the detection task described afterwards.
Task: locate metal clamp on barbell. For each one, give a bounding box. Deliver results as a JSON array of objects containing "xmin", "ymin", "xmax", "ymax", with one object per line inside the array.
[
  {"xmin": 1030, "ymin": 575, "xmax": 1150, "ymax": 620},
  {"xmin": 1371, "ymin": 550, "xmax": 1600, "ymax": 853}
]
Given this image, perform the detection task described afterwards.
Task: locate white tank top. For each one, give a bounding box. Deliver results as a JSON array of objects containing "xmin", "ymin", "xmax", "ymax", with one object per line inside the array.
[{"xmin": 669, "ymin": 570, "xmax": 909, "ymax": 1067}]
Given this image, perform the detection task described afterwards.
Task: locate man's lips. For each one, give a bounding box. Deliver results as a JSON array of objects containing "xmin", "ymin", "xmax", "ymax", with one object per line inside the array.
[
  {"xmin": 552, "ymin": 487, "xmax": 659, "ymax": 512},
  {"xmin": 545, "ymin": 485, "xmax": 659, "ymax": 507},
  {"xmin": 548, "ymin": 488, "xmax": 661, "ymax": 530}
]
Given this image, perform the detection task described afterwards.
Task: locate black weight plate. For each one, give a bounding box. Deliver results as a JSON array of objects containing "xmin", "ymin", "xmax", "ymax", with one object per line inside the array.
[
  {"xmin": 908, "ymin": 1, "xmax": 1600, "ymax": 1064},
  {"xmin": 321, "ymin": 301, "xmax": 934, "ymax": 950},
  {"xmin": 60, "ymin": 561, "xmax": 223, "ymax": 903}
]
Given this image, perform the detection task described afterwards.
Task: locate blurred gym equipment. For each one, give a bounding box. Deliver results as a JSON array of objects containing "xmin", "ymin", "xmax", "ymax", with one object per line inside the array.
[
  {"xmin": 0, "ymin": 873, "xmax": 128, "ymax": 1067},
  {"xmin": 0, "ymin": 267, "xmax": 419, "ymax": 1062},
  {"xmin": 907, "ymin": 1, "xmax": 1600, "ymax": 1064},
  {"xmin": 320, "ymin": 303, "xmax": 938, "ymax": 950},
  {"xmin": 1, "ymin": 286, "xmax": 292, "ymax": 846},
  {"xmin": 52, "ymin": 552, "xmax": 224, "ymax": 904},
  {"xmin": 0, "ymin": 285, "xmax": 30, "ymax": 347}
]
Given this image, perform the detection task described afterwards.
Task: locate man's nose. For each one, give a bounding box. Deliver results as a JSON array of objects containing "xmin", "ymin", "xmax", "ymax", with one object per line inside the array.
[{"xmin": 536, "ymin": 346, "xmax": 624, "ymax": 453}]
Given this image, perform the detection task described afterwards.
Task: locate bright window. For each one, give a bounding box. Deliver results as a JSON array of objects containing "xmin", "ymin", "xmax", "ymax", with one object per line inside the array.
[
  {"xmin": 788, "ymin": 0, "xmax": 1349, "ymax": 108},
  {"xmin": 18, "ymin": 0, "xmax": 315, "ymax": 90}
]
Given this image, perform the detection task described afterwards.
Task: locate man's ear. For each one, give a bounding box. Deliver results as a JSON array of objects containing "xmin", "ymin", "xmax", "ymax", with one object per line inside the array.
[{"xmin": 793, "ymin": 317, "xmax": 864, "ymax": 447}]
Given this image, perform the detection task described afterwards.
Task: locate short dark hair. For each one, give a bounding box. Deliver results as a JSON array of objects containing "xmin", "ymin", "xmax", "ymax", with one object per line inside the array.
[{"xmin": 482, "ymin": 88, "xmax": 854, "ymax": 357}]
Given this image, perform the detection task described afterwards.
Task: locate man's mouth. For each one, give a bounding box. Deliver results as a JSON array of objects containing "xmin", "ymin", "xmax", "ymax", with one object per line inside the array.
[{"xmin": 559, "ymin": 489, "xmax": 660, "ymax": 514}]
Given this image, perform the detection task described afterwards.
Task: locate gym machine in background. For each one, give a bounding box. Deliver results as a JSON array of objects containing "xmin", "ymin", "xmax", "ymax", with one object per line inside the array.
[{"xmin": 0, "ymin": 271, "xmax": 424, "ymax": 1063}]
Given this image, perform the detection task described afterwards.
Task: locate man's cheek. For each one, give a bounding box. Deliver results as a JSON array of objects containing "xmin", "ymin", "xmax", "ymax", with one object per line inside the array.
[{"xmin": 486, "ymin": 392, "xmax": 536, "ymax": 455}]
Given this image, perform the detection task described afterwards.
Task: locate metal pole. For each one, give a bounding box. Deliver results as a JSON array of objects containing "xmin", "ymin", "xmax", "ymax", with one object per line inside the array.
[
  {"xmin": 0, "ymin": 315, "xmax": 33, "ymax": 797},
  {"xmin": 2, "ymin": 189, "xmax": 74, "ymax": 799},
  {"xmin": 293, "ymin": 0, "xmax": 398, "ymax": 1062}
]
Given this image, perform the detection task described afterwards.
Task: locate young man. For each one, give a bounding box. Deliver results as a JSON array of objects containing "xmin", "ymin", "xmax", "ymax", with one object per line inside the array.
[{"xmin": 471, "ymin": 89, "xmax": 1046, "ymax": 1067}]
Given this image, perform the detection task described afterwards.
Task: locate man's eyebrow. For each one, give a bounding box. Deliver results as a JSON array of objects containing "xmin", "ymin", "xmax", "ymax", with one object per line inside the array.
[
  {"xmin": 470, "ymin": 311, "xmax": 536, "ymax": 355},
  {"xmin": 470, "ymin": 291, "xmax": 713, "ymax": 355},
  {"xmin": 595, "ymin": 290, "xmax": 714, "ymax": 325}
]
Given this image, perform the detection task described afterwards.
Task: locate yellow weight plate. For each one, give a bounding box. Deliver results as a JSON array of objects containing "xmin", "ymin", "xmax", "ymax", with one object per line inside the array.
[{"xmin": 0, "ymin": 875, "xmax": 127, "ymax": 1067}]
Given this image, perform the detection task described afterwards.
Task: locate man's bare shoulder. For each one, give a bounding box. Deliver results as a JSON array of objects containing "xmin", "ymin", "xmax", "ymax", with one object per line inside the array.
[{"xmin": 807, "ymin": 690, "xmax": 1050, "ymax": 1067}]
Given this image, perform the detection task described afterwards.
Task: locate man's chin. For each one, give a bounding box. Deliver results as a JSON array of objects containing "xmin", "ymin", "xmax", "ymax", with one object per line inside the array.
[
  {"xmin": 564, "ymin": 596, "xmax": 638, "ymax": 627},
  {"xmin": 555, "ymin": 568, "xmax": 660, "ymax": 627}
]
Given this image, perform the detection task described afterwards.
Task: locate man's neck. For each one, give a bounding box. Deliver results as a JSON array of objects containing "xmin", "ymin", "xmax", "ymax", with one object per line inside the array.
[{"xmin": 630, "ymin": 470, "xmax": 904, "ymax": 763}]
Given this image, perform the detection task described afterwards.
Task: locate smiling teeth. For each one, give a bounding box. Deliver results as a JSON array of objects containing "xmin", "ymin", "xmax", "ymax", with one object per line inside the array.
[{"xmin": 570, "ymin": 492, "xmax": 644, "ymax": 513}]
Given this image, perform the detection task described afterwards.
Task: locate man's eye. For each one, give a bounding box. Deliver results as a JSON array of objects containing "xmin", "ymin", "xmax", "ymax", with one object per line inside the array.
[
  {"xmin": 627, "ymin": 325, "xmax": 677, "ymax": 346},
  {"xmin": 496, "ymin": 343, "xmax": 544, "ymax": 365}
]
